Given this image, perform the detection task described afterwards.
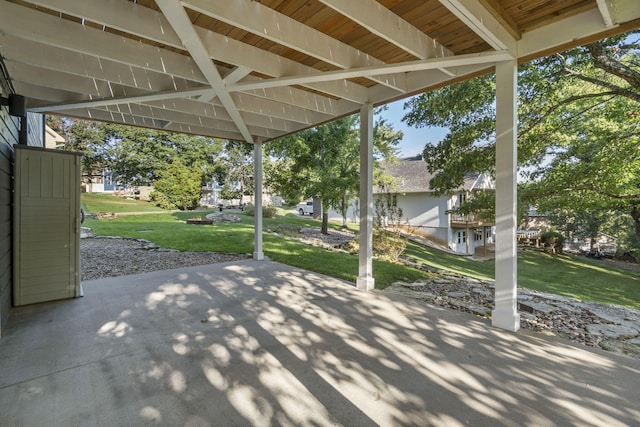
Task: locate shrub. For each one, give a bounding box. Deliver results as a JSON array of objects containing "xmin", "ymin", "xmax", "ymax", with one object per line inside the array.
[
  {"xmin": 243, "ymin": 204, "xmax": 277, "ymax": 218},
  {"xmin": 372, "ymin": 191, "xmax": 408, "ymax": 262},
  {"xmin": 541, "ymin": 230, "xmax": 564, "ymax": 254},
  {"xmin": 150, "ymin": 159, "xmax": 202, "ymax": 210}
]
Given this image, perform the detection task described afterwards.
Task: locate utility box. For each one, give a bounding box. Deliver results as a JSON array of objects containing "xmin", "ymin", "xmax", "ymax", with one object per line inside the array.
[{"xmin": 13, "ymin": 145, "xmax": 81, "ymax": 306}]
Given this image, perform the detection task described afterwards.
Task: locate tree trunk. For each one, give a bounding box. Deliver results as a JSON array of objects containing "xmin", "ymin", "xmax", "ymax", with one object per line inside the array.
[
  {"xmin": 321, "ymin": 209, "xmax": 329, "ymax": 235},
  {"xmin": 341, "ymin": 194, "xmax": 347, "ymax": 228},
  {"xmin": 632, "ymin": 205, "xmax": 640, "ymax": 248}
]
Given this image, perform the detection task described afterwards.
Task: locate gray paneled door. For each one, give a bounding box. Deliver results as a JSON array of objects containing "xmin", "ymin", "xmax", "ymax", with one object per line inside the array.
[{"xmin": 13, "ymin": 145, "xmax": 81, "ymax": 306}]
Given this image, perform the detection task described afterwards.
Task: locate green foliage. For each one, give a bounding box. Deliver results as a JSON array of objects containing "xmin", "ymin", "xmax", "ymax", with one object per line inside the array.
[
  {"xmin": 267, "ymin": 112, "xmax": 402, "ymax": 234},
  {"xmin": 540, "ymin": 231, "xmax": 565, "ymax": 254},
  {"xmin": 215, "ymin": 141, "xmax": 256, "ymax": 203},
  {"xmin": 46, "ymin": 119, "xmax": 225, "ymax": 188},
  {"xmin": 149, "ymin": 159, "xmax": 202, "ymax": 210},
  {"xmin": 373, "ymin": 190, "xmax": 408, "ymax": 262},
  {"xmin": 403, "ymin": 31, "xmax": 640, "ymax": 247},
  {"xmin": 84, "ymin": 210, "xmax": 640, "ymax": 309},
  {"xmin": 243, "ymin": 204, "xmax": 277, "ymax": 218},
  {"xmin": 47, "ymin": 117, "xmax": 109, "ymax": 187}
]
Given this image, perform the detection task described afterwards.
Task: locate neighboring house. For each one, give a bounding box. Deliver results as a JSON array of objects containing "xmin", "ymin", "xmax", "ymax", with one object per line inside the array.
[
  {"xmin": 376, "ymin": 156, "xmax": 495, "ymax": 255},
  {"xmin": 201, "ymin": 181, "xmax": 223, "ymax": 206},
  {"xmin": 44, "ymin": 125, "xmax": 65, "ymax": 149}
]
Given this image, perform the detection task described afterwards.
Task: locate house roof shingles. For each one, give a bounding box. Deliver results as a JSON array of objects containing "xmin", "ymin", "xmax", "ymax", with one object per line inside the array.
[{"xmin": 378, "ymin": 156, "xmax": 481, "ymax": 194}]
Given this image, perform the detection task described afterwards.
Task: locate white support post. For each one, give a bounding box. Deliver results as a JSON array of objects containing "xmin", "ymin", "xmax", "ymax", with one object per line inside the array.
[
  {"xmin": 492, "ymin": 59, "xmax": 520, "ymax": 332},
  {"xmin": 357, "ymin": 102, "xmax": 375, "ymax": 290},
  {"xmin": 253, "ymin": 138, "xmax": 264, "ymax": 260}
]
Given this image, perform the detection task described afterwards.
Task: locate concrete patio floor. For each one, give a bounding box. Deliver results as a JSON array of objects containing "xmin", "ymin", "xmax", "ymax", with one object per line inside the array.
[{"xmin": 1, "ymin": 260, "xmax": 639, "ymax": 426}]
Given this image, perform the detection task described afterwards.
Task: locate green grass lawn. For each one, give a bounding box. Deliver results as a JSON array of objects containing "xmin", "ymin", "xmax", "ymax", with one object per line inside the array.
[
  {"xmin": 83, "ymin": 209, "xmax": 428, "ymax": 287},
  {"xmin": 405, "ymin": 243, "xmax": 640, "ymax": 310},
  {"xmin": 83, "ymin": 204, "xmax": 640, "ymax": 310},
  {"xmin": 81, "ymin": 192, "xmax": 166, "ymax": 214}
]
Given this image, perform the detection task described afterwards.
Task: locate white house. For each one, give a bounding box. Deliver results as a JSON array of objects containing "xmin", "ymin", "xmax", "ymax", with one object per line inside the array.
[{"xmin": 377, "ymin": 156, "xmax": 495, "ymax": 255}]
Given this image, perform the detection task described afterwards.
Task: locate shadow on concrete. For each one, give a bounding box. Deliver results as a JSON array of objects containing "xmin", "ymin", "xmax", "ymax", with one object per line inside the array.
[{"xmin": 1, "ymin": 260, "xmax": 639, "ymax": 426}]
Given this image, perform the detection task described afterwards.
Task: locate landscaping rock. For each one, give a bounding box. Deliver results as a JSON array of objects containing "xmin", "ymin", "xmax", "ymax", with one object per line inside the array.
[
  {"xmin": 384, "ymin": 275, "xmax": 640, "ymax": 359},
  {"xmin": 585, "ymin": 324, "xmax": 639, "ymax": 340},
  {"xmin": 206, "ymin": 212, "xmax": 241, "ymax": 223}
]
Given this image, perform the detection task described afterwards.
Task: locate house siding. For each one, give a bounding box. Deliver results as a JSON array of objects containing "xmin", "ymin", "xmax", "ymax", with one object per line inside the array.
[
  {"xmin": 0, "ymin": 105, "xmax": 19, "ymax": 336},
  {"xmin": 0, "ymin": 103, "xmax": 45, "ymax": 335}
]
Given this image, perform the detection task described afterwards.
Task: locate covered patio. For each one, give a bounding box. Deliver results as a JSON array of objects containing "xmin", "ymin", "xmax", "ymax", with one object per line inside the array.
[
  {"xmin": 1, "ymin": 259, "xmax": 639, "ymax": 425},
  {"xmin": 1, "ymin": 2, "xmax": 640, "ymax": 423},
  {"xmin": 2, "ymin": 0, "xmax": 640, "ymax": 334}
]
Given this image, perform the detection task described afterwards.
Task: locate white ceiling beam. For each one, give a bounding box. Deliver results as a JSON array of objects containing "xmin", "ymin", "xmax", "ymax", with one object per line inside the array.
[
  {"xmin": 28, "ymin": 87, "xmax": 214, "ymax": 113},
  {"xmin": 14, "ymin": 81, "xmax": 90, "ymax": 105},
  {"xmin": 99, "ymin": 103, "xmax": 280, "ymax": 138},
  {"xmin": 1, "ymin": 35, "xmax": 347, "ymax": 119},
  {"xmin": 229, "ymin": 51, "xmax": 512, "ymax": 92},
  {"xmin": 7, "ymin": 62, "xmax": 122, "ymax": 99},
  {"xmin": 21, "ymin": 0, "xmax": 183, "ymax": 47},
  {"xmin": 0, "ymin": 35, "xmax": 203, "ymax": 95},
  {"xmin": 318, "ymin": 0, "xmax": 456, "ymax": 77},
  {"xmin": 59, "ymin": 107, "xmax": 245, "ymax": 140},
  {"xmin": 183, "ymin": 0, "xmax": 407, "ymax": 94},
  {"xmin": 607, "ymin": 0, "xmax": 640, "ymax": 25},
  {"xmin": 439, "ymin": 0, "xmax": 517, "ymax": 52},
  {"xmin": 107, "ymin": 98, "xmax": 310, "ymax": 134},
  {"xmin": 223, "ymin": 67, "xmax": 253, "ymax": 85},
  {"xmin": 596, "ymin": 0, "xmax": 615, "ymax": 28},
  {"xmin": 163, "ymin": 121, "xmax": 284, "ymax": 142},
  {"xmin": 193, "ymin": 25, "xmax": 366, "ymax": 104},
  {"xmin": 17, "ymin": 0, "xmax": 367, "ymax": 104},
  {"xmin": 155, "ymin": 0, "xmax": 253, "ymax": 143},
  {"xmin": 0, "ymin": 1, "xmax": 208, "ymax": 84}
]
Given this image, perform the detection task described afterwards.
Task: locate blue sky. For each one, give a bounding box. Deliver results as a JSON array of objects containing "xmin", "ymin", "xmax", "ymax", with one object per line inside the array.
[{"xmin": 378, "ymin": 97, "xmax": 449, "ymax": 158}]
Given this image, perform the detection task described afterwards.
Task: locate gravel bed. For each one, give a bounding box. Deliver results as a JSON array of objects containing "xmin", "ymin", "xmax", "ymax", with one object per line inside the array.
[{"xmin": 81, "ymin": 237, "xmax": 249, "ymax": 281}]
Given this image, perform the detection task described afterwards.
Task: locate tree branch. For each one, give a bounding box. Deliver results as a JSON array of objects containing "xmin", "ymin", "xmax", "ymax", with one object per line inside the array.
[
  {"xmin": 586, "ymin": 41, "xmax": 640, "ymax": 91},
  {"xmin": 520, "ymin": 92, "xmax": 616, "ymax": 137},
  {"xmin": 533, "ymin": 183, "xmax": 640, "ymax": 201}
]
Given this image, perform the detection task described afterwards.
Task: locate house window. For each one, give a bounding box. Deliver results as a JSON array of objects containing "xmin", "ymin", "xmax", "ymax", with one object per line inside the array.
[
  {"xmin": 457, "ymin": 231, "xmax": 466, "ymax": 244},
  {"xmin": 475, "ymin": 231, "xmax": 482, "ymax": 241},
  {"xmin": 486, "ymin": 229, "xmax": 492, "ymax": 239}
]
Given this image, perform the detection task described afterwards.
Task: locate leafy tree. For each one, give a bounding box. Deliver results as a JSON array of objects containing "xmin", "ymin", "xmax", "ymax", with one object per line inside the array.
[
  {"xmin": 149, "ymin": 158, "xmax": 202, "ymax": 210},
  {"xmin": 215, "ymin": 141, "xmax": 255, "ymax": 204},
  {"xmin": 403, "ymin": 31, "xmax": 640, "ymax": 249},
  {"xmin": 267, "ymin": 113, "xmax": 402, "ymax": 234},
  {"xmin": 102, "ymin": 124, "xmax": 224, "ymax": 187},
  {"xmin": 46, "ymin": 117, "xmax": 108, "ymax": 192}
]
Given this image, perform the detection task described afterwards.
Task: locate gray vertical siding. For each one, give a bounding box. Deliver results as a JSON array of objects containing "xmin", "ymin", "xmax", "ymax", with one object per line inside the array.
[
  {"xmin": 0, "ymin": 105, "xmax": 45, "ymax": 335},
  {"xmin": 0, "ymin": 105, "xmax": 19, "ymax": 336},
  {"xmin": 26, "ymin": 113, "xmax": 43, "ymax": 147}
]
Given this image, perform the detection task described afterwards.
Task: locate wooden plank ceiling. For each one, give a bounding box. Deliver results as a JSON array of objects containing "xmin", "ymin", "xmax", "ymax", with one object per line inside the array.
[{"xmin": 0, "ymin": 0, "xmax": 638, "ymax": 143}]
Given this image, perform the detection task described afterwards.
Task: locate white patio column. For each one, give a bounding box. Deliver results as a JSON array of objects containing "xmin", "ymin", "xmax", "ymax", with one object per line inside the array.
[
  {"xmin": 253, "ymin": 138, "xmax": 264, "ymax": 261},
  {"xmin": 357, "ymin": 102, "xmax": 375, "ymax": 290},
  {"xmin": 492, "ymin": 59, "xmax": 520, "ymax": 332}
]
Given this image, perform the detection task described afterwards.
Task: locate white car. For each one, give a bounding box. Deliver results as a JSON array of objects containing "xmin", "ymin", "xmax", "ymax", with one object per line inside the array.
[{"xmin": 296, "ymin": 201, "xmax": 314, "ymax": 215}]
